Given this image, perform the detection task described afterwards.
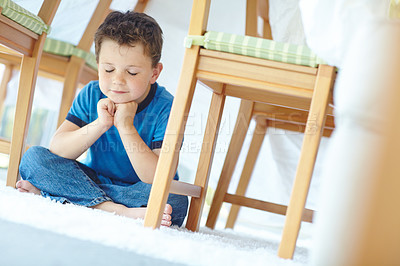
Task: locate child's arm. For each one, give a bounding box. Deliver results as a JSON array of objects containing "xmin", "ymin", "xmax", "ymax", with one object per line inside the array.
[
  {"xmin": 114, "ymin": 101, "xmax": 177, "ymax": 184},
  {"xmin": 49, "ymin": 98, "xmax": 115, "ymax": 160}
]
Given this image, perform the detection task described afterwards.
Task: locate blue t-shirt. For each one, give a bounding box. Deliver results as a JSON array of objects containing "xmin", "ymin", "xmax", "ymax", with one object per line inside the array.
[{"xmin": 66, "ymin": 80, "xmax": 177, "ymax": 184}]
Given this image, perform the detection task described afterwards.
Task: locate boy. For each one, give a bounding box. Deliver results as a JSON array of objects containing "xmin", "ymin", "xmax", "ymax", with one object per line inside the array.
[{"xmin": 16, "ymin": 11, "xmax": 188, "ymax": 227}]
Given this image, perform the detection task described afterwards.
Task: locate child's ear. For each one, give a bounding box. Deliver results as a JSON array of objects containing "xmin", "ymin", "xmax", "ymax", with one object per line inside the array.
[{"xmin": 150, "ymin": 63, "xmax": 163, "ymax": 84}]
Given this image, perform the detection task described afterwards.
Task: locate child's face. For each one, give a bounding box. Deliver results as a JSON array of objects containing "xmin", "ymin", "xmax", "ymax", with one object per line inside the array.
[{"xmin": 97, "ymin": 39, "xmax": 162, "ymax": 104}]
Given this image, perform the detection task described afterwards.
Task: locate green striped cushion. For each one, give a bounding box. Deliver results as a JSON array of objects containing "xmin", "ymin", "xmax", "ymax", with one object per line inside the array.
[
  {"xmin": 0, "ymin": 0, "xmax": 50, "ymax": 35},
  {"xmin": 43, "ymin": 38, "xmax": 97, "ymax": 70},
  {"xmin": 185, "ymin": 31, "xmax": 325, "ymax": 68}
]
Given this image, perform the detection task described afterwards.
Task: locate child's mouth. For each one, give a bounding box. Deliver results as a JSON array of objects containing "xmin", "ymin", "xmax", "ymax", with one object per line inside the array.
[{"xmin": 111, "ymin": 90, "xmax": 127, "ymax": 94}]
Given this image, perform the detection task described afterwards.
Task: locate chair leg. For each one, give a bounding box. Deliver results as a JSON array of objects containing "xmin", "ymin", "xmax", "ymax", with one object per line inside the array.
[
  {"xmin": 6, "ymin": 36, "xmax": 47, "ymax": 187},
  {"xmin": 186, "ymin": 90, "xmax": 226, "ymax": 232},
  {"xmin": 133, "ymin": 0, "xmax": 149, "ymax": 13},
  {"xmin": 206, "ymin": 99, "xmax": 254, "ymax": 229},
  {"xmin": 278, "ymin": 65, "xmax": 336, "ymax": 259},
  {"xmin": 225, "ymin": 117, "xmax": 268, "ymax": 229},
  {"xmin": 57, "ymin": 56, "xmax": 84, "ymax": 127},
  {"xmin": 0, "ymin": 63, "xmax": 13, "ymax": 116},
  {"xmin": 144, "ymin": 0, "xmax": 211, "ymax": 229},
  {"xmin": 246, "ymin": 0, "xmax": 257, "ymax": 37},
  {"xmin": 144, "ymin": 47, "xmax": 201, "ymax": 229}
]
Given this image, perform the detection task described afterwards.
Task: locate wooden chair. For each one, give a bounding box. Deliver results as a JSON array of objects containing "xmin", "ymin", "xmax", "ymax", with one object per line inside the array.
[
  {"xmin": 213, "ymin": 104, "xmax": 334, "ymax": 225},
  {"xmin": 0, "ymin": 0, "xmax": 60, "ymax": 187},
  {"xmin": 142, "ymin": 0, "xmax": 333, "ymax": 259},
  {"xmin": 206, "ymin": 0, "xmax": 335, "ymax": 257}
]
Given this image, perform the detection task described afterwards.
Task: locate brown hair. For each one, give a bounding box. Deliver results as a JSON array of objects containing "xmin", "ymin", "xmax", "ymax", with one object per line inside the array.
[{"xmin": 94, "ymin": 11, "xmax": 163, "ymax": 67}]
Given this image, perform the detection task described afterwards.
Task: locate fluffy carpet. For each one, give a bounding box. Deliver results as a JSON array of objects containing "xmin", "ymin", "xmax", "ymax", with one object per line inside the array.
[{"xmin": 0, "ymin": 186, "xmax": 308, "ymax": 265}]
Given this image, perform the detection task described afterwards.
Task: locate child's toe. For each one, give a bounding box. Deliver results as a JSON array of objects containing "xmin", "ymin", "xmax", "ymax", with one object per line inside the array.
[{"xmin": 164, "ymin": 204, "xmax": 172, "ymax": 215}]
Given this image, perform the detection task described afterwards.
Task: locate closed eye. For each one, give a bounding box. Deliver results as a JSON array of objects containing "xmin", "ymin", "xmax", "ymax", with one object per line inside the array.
[
  {"xmin": 127, "ymin": 71, "xmax": 137, "ymax": 76},
  {"xmin": 105, "ymin": 69, "xmax": 114, "ymax": 73}
]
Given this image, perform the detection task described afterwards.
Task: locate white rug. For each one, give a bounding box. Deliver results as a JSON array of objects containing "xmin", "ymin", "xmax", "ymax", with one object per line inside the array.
[{"xmin": 0, "ymin": 186, "xmax": 308, "ymax": 265}]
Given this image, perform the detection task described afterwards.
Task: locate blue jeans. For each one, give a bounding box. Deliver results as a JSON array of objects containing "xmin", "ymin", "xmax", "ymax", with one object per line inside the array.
[{"xmin": 19, "ymin": 146, "xmax": 188, "ymax": 227}]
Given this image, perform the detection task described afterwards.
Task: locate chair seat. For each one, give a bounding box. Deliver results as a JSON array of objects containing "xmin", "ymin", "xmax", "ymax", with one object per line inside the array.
[
  {"xmin": 0, "ymin": 0, "xmax": 50, "ymax": 35},
  {"xmin": 43, "ymin": 38, "xmax": 97, "ymax": 70},
  {"xmin": 185, "ymin": 31, "xmax": 325, "ymax": 67}
]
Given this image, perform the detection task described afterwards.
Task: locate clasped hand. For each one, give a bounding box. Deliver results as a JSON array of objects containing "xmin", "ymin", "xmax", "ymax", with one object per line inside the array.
[{"xmin": 97, "ymin": 98, "xmax": 138, "ymax": 132}]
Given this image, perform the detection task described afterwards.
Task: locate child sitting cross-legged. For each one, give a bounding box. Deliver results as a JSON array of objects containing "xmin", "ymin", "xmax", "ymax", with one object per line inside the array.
[{"xmin": 17, "ymin": 11, "xmax": 188, "ymax": 227}]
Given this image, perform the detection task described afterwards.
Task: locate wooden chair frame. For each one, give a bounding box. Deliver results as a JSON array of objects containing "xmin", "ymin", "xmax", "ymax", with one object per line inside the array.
[
  {"xmin": 0, "ymin": 0, "xmax": 60, "ymax": 187},
  {"xmin": 143, "ymin": 0, "xmax": 335, "ymax": 259},
  {"xmin": 216, "ymin": 101, "xmax": 334, "ymax": 231},
  {"xmin": 205, "ymin": 0, "xmax": 335, "ymax": 258}
]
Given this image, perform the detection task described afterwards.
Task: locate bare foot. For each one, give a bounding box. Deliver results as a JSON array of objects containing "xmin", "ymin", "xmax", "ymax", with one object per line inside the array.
[
  {"xmin": 16, "ymin": 180, "xmax": 40, "ymax": 195},
  {"xmin": 92, "ymin": 201, "xmax": 173, "ymax": 227}
]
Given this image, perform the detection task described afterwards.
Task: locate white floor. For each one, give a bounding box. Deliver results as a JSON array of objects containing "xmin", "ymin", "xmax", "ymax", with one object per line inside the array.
[
  {"xmin": 0, "ymin": 143, "xmax": 315, "ymax": 265},
  {"xmin": 0, "ymin": 184, "xmax": 309, "ymax": 265},
  {"xmin": 0, "ymin": 218, "xmax": 178, "ymax": 266},
  {"xmin": 0, "ymin": 167, "xmax": 6, "ymax": 186}
]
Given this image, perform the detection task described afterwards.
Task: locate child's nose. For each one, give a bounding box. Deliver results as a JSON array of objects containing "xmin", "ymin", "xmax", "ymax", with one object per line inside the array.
[{"xmin": 112, "ymin": 71, "xmax": 125, "ymax": 84}]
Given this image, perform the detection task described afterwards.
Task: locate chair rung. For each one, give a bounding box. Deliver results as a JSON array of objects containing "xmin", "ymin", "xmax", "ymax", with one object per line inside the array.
[
  {"xmin": 224, "ymin": 193, "xmax": 314, "ymax": 223},
  {"xmin": 0, "ymin": 138, "xmax": 31, "ymax": 155},
  {"xmin": 0, "ymin": 137, "xmax": 11, "ymax": 154},
  {"xmin": 170, "ymin": 180, "xmax": 201, "ymax": 198}
]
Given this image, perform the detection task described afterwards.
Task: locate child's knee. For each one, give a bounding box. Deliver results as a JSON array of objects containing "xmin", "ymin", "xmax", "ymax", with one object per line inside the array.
[
  {"xmin": 19, "ymin": 146, "xmax": 51, "ymax": 176},
  {"xmin": 21, "ymin": 146, "xmax": 49, "ymax": 164}
]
